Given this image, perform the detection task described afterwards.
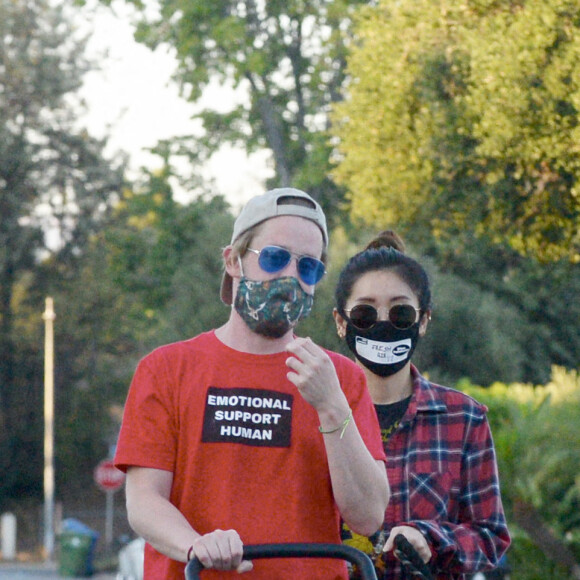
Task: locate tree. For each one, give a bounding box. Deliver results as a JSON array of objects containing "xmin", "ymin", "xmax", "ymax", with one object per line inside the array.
[
  {"xmin": 331, "ymin": 0, "xmax": 580, "ymax": 262},
  {"xmin": 101, "ymin": 0, "xmax": 368, "ymax": 223},
  {"xmin": 0, "ymin": 0, "xmax": 124, "ymax": 502}
]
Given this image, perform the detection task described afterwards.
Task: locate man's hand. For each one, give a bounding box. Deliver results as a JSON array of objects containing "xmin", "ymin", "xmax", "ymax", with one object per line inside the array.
[
  {"xmin": 190, "ymin": 529, "xmax": 253, "ymax": 573},
  {"xmin": 285, "ymin": 337, "xmax": 343, "ymax": 411}
]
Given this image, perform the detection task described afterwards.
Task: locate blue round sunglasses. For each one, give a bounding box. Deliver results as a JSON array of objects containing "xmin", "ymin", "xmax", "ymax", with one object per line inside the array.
[{"xmin": 246, "ymin": 245, "xmax": 326, "ymax": 285}]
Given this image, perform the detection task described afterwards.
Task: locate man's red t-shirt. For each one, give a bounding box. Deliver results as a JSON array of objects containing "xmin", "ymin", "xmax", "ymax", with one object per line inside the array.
[{"xmin": 115, "ymin": 331, "xmax": 386, "ymax": 579}]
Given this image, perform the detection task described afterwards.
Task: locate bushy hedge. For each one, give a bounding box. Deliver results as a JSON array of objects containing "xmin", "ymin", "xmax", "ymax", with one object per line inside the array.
[{"xmin": 460, "ymin": 367, "xmax": 580, "ymax": 578}]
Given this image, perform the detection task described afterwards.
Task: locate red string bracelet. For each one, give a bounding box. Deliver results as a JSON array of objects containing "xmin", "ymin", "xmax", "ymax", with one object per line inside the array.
[{"xmin": 187, "ymin": 545, "xmax": 194, "ymax": 561}]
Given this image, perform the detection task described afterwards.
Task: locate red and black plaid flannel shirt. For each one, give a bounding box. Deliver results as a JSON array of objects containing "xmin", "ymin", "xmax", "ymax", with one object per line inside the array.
[{"xmin": 374, "ymin": 365, "xmax": 510, "ymax": 579}]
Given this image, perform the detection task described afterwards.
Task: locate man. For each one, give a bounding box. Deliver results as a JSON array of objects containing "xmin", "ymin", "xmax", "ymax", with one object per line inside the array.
[{"xmin": 115, "ymin": 188, "xmax": 389, "ymax": 579}]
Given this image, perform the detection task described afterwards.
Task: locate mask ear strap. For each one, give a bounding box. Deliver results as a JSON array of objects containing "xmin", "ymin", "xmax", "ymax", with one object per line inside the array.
[{"xmin": 237, "ymin": 256, "xmax": 245, "ymax": 278}]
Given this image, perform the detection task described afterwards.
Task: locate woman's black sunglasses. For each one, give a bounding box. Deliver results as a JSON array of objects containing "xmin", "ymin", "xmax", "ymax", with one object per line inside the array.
[{"xmin": 344, "ymin": 304, "xmax": 421, "ymax": 331}]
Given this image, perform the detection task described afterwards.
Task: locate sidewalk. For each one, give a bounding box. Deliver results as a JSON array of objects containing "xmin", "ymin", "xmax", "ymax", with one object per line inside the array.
[{"xmin": 0, "ymin": 560, "xmax": 116, "ymax": 579}]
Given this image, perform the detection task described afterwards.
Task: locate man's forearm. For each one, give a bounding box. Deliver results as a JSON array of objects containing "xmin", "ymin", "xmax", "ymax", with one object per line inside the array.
[
  {"xmin": 321, "ymin": 416, "xmax": 389, "ymax": 536},
  {"xmin": 125, "ymin": 467, "xmax": 199, "ymax": 562},
  {"xmin": 127, "ymin": 487, "xmax": 199, "ymax": 562}
]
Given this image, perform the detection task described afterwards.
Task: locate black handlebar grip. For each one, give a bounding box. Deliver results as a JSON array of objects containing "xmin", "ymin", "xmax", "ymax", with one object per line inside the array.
[
  {"xmin": 393, "ymin": 534, "xmax": 434, "ymax": 580},
  {"xmin": 184, "ymin": 543, "xmax": 378, "ymax": 580}
]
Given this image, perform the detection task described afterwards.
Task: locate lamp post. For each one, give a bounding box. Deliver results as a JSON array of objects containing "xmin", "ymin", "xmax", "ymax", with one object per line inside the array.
[{"xmin": 42, "ymin": 297, "xmax": 56, "ymax": 560}]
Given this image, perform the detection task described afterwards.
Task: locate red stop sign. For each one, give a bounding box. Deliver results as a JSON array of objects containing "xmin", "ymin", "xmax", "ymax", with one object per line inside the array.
[{"xmin": 94, "ymin": 459, "xmax": 125, "ymax": 492}]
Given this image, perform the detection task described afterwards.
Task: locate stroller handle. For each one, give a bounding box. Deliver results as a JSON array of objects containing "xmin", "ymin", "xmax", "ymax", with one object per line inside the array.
[
  {"xmin": 393, "ymin": 534, "xmax": 434, "ymax": 580},
  {"xmin": 184, "ymin": 542, "xmax": 378, "ymax": 579}
]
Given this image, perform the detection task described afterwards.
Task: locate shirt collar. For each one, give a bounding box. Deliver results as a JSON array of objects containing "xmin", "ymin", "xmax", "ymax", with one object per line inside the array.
[{"xmin": 409, "ymin": 364, "xmax": 448, "ymax": 414}]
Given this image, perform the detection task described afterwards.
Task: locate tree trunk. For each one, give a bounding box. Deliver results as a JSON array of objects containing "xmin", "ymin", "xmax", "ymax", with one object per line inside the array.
[
  {"xmin": 512, "ymin": 498, "xmax": 580, "ymax": 579},
  {"xmin": 259, "ymin": 96, "xmax": 292, "ymax": 185}
]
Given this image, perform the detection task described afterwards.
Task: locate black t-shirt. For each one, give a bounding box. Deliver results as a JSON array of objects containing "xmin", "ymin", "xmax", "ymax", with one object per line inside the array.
[{"xmin": 374, "ymin": 396, "xmax": 411, "ymax": 443}]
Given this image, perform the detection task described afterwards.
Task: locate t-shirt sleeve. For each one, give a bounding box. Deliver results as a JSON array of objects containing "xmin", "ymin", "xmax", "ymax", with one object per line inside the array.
[{"xmin": 114, "ymin": 353, "xmax": 177, "ymax": 473}]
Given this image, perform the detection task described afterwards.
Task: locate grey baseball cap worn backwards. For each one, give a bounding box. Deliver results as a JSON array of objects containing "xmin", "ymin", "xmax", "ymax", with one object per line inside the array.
[{"xmin": 220, "ymin": 187, "xmax": 328, "ymax": 305}]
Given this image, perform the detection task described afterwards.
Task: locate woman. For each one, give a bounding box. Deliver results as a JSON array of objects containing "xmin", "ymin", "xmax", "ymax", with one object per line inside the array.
[{"xmin": 334, "ymin": 231, "xmax": 510, "ymax": 579}]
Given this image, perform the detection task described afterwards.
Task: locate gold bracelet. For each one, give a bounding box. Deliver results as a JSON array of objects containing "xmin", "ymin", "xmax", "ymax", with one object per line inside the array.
[{"xmin": 318, "ymin": 409, "xmax": 353, "ymax": 439}]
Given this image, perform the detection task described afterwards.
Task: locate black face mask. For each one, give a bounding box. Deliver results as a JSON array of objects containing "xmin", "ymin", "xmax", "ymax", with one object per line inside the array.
[{"xmin": 345, "ymin": 321, "xmax": 420, "ymax": 377}]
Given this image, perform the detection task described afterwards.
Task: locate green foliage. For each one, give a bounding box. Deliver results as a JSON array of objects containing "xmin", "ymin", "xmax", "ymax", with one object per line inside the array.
[
  {"xmin": 459, "ymin": 368, "xmax": 580, "ymax": 576},
  {"xmin": 329, "ymin": 0, "xmax": 580, "ymax": 385},
  {"xmin": 103, "ymin": 169, "xmax": 235, "ymax": 347},
  {"xmin": 507, "ymin": 528, "xmax": 580, "ymax": 580},
  {"xmin": 331, "ymin": 0, "xmax": 580, "ymax": 262},
  {"xmin": 415, "ymin": 262, "xmax": 529, "ymax": 386},
  {"xmin": 152, "ymin": 196, "xmax": 235, "ymax": 344},
  {"xmin": 424, "ymin": 235, "xmax": 580, "ymax": 384}
]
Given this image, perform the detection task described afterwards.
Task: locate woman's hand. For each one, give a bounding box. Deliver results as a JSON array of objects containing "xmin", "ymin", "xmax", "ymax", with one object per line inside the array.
[{"xmin": 384, "ymin": 525, "xmax": 432, "ymax": 564}]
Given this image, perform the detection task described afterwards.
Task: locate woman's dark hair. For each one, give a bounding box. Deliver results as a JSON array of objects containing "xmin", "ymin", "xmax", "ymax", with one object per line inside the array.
[{"xmin": 335, "ymin": 230, "xmax": 432, "ymax": 315}]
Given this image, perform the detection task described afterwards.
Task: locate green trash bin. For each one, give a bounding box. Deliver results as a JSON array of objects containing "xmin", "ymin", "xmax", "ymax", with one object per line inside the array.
[{"xmin": 58, "ymin": 531, "xmax": 94, "ymax": 577}]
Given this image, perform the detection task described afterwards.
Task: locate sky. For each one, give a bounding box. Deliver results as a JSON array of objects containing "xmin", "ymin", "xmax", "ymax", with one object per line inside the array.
[{"xmin": 77, "ymin": 1, "xmax": 272, "ymax": 210}]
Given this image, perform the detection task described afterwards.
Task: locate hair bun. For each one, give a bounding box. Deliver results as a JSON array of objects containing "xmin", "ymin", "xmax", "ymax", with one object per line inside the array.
[{"xmin": 364, "ymin": 230, "xmax": 406, "ymax": 253}]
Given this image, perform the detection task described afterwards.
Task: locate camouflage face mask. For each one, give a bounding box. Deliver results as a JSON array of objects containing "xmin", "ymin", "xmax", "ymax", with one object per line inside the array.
[{"xmin": 234, "ymin": 275, "xmax": 313, "ymax": 338}]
